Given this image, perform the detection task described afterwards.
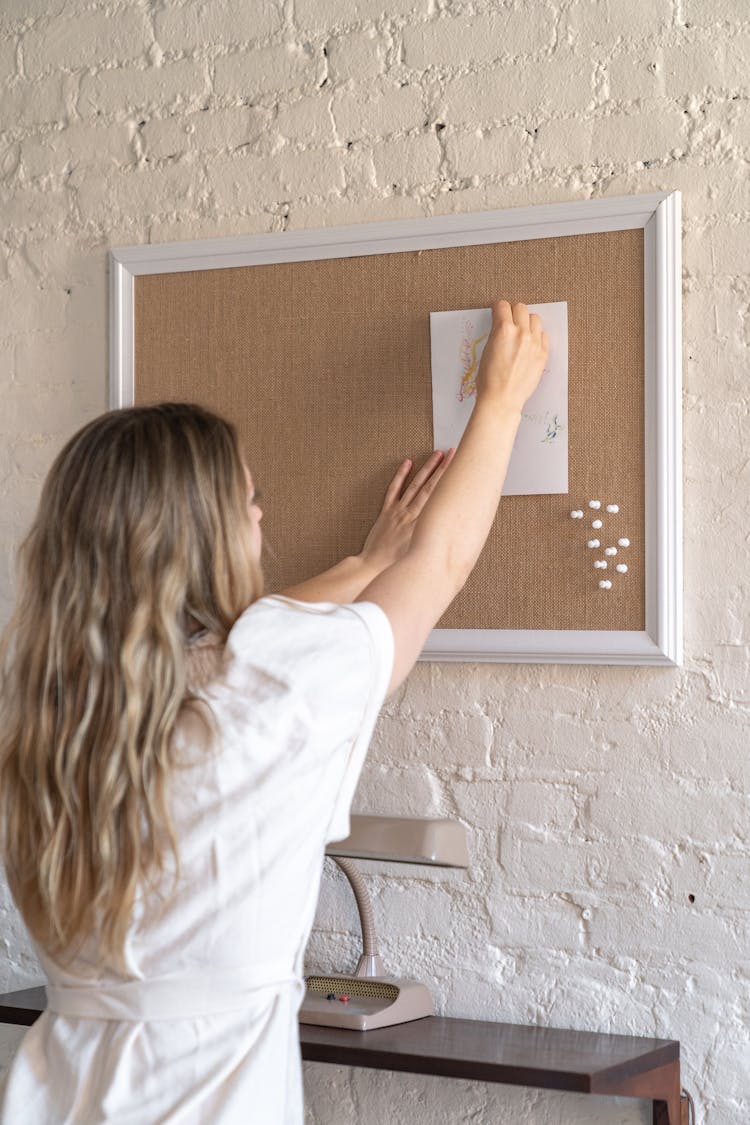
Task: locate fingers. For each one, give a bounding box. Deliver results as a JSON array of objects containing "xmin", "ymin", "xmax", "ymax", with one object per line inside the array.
[
  {"xmin": 383, "ymin": 458, "xmax": 413, "ymax": 507},
  {"xmin": 492, "ymin": 300, "xmax": 545, "ymax": 338},
  {"xmin": 405, "ymin": 447, "xmax": 455, "ymax": 515},
  {"xmin": 513, "ymin": 302, "xmax": 530, "ymax": 331},
  {"xmin": 491, "ymin": 299, "xmax": 514, "ymax": 327},
  {"xmin": 401, "ymin": 449, "xmax": 444, "ymax": 504},
  {"xmin": 382, "ymin": 447, "xmax": 455, "ymax": 517}
]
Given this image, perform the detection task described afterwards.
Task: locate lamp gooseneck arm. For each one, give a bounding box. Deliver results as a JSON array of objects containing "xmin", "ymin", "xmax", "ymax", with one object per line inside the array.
[{"xmin": 332, "ymin": 856, "xmax": 386, "ymax": 979}]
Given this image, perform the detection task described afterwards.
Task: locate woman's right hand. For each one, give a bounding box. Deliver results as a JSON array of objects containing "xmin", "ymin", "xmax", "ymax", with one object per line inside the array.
[{"xmin": 475, "ymin": 299, "xmax": 549, "ymax": 414}]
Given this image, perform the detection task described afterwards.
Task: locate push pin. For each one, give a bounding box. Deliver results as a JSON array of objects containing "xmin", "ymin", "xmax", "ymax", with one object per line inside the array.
[
  {"xmin": 599, "ymin": 579, "xmax": 612, "ymax": 589},
  {"xmin": 326, "ymin": 993, "xmax": 336, "ymax": 1001},
  {"xmin": 339, "ymin": 995, "xmax": 350, "ymax": 1003},
  {"xmin": 594, "ymin": 560, "xmax": 607, "ymax": 569},
  {"xmin": 570, "ymin": 510, "xmax": 584, "ymax": 519},
  {"xmin": 616, "ymin": 563, "xmax": 628, "ymax": 573},
  {"xmin": 606, "ymin": 504, "xmax": 619, "ymax": 513},
  {"xmin": 588, "ymin": 500, "xmax": 601, "ymax": 509},
  {"xmin": 617, "ymin": 538, "xmax": 630, "ymax": 547},
  {"xmin": 587, "ymin": 539, "xmax": 600, "ymax": 548},
  {"xmin": 592, "ymin": 519, "xmax": 602, "ymax": 529},
  {"xmin": 604, "ymin": 547, "xmax": 617, "ymax": 557}
]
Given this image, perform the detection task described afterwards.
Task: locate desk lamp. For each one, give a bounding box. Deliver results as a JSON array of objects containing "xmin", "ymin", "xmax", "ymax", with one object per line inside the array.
[{"xmin": 299, "ymin": 814, "xmax": 469, "ymax": 1031}]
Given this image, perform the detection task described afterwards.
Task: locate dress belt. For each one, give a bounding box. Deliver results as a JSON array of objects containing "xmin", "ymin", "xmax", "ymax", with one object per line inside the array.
[{"xmin": 46, "ymin": 962, "xmax": 304, "ymax": 1022}]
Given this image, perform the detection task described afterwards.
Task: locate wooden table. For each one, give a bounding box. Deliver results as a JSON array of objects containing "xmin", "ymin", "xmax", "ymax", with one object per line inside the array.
[{"xmin": 0, "ymin": 987, "xmax": 684, "ymax": 1124}]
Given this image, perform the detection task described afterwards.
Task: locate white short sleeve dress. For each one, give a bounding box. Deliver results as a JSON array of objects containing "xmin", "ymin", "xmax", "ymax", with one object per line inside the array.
[{"xmin": 0, "ymin": 594, "xmax": 394, "ymax": 1125}]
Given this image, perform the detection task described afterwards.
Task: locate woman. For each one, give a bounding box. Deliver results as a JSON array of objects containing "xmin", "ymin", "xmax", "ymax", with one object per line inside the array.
[{"xmin": 0, "ymin": 300, "xmax": 547, "ymax": 1123}]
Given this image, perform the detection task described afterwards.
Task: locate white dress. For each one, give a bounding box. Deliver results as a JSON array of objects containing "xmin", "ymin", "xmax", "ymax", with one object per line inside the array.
[{"xmin": 0, "ymin": 595, "xmax": 394, "ymax": 1124}]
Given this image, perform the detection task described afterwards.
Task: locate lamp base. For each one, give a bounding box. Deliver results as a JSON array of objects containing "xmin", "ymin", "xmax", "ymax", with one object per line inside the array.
[{"xmin": 299, "ymin": 973, "xmax": 434, "ymax": 1031}]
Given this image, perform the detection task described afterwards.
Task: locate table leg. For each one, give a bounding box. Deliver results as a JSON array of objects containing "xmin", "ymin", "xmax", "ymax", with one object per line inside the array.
[
  {"xmin": 594, "ymin": 1058, "xmax": 682, "ymax": 1125},
  {"xmin": 653, "ymin": 1089, "xmax": 689, "ymax": 1125}
]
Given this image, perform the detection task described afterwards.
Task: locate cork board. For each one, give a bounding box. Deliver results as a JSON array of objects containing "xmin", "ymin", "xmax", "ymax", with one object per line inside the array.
[{"xmin": 134, "ymin": 228, "xmax": 645, "ymax": 633}]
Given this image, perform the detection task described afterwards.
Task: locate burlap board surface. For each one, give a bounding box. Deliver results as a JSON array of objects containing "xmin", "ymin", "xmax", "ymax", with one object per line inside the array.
[{"xmin": 135, "ymin": 228, "xmax": 645, "ymax": 631}]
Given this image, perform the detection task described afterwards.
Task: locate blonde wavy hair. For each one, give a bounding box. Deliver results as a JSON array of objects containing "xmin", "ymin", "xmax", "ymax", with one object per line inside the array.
[{"xmin": 0, "ymin": 403, "xmax": 263, "ymax": 972}]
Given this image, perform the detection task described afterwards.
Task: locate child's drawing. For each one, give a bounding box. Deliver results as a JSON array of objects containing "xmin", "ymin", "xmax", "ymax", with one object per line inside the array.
[
  {"xmin": 457, "ymin": 321, "xmax": 488, "ymax": 402},
  {"xmin": 516, "ymin": 407, "xmax": 567, "ymax": 444},
  {"xmin": 429, "ymin": 302, "xmax": 569, "ymax": 496},
  {"xmin": 542, "ymin": 413, "xmax": 562, "ymax": 443}
]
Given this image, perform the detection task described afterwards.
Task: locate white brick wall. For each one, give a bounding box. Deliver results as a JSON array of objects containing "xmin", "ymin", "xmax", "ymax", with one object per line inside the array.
[
  {"xmin": 153, "ymin": 0, "xmax": 282, "ymax": 51},
  {"xmin": 326, "ymin": 28, "xmax": 387, "ymax": 84},
  {"xmin": 0, "ymin": 1, "xmax": 748, "ymax": 1122},
  {"xmin": 22, "ymin": 8, "xmax": 152, "ymax": 77}
]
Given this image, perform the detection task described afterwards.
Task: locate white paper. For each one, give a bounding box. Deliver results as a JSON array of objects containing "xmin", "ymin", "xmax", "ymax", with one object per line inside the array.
[{"xmin": 429, "ymin": 302, "xmax": 569, "ymax": 496}]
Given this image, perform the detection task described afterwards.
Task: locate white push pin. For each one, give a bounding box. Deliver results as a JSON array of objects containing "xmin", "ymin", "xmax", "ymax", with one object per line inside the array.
[
  {"xmin": 606, "ymin": 504, "xmax": 619, "ymax": 513},
  {"xmin": 588, "ymin": 500, "xmax": 601, "ymax": 509},
  {"xmin": 594, "ymin": 560, "xmax": 607, "ymax": 569},
  {"xmin": 617, "ymin": 538, "xmax": 630, "ymax": 547},
  {"xmin": 599, "ymin": 579, "xmax": 612, "ymax": 589},
  {"xmin": 604, "ymin": 547, "xmax": 617, "ymax": 557},
  {"xmin": 570, "ymin": 510, "xmax": 584, "ymax": 519},
  {"xmin": 587, "ymin": 539, "xmax": 600, "ymax": 548},
  {"xmin": 616, "ymin": 563, "xmax": 628, "ymax": 573},
  {"xmin": 592, "ymin": 519, "xmax": 602, "ymax": 529}
]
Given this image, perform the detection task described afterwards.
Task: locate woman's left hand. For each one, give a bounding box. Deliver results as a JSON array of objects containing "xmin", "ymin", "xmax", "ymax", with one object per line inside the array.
[{"xmin": 359, "ymin": 449, "xmax": 455, "ymax": 575}]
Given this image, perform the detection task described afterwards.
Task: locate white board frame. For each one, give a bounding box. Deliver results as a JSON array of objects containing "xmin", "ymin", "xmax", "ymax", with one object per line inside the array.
[{"xmin": 110, "ymin": 190, "xmax": 682, "ymax": 666}]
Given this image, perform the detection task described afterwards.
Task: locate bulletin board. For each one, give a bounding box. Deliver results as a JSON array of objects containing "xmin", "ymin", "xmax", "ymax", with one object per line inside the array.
[{"xmin": 111, "ymin": 192, "xmax": 682, "ymax": 664}]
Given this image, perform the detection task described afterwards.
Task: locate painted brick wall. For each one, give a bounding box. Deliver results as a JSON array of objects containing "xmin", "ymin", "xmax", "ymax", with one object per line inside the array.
[{"xmin": 1, "ymin": 1, "xmax": 748, "ymax": 1121}]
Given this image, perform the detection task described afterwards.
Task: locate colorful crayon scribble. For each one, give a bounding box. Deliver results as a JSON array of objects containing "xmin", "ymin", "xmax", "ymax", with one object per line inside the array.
[
  {"xmin": 457, "ymin": 321, "xmax": 488, "ymax": 402},
  {"xmin": 543, "ymin": 414, "xmax": 562, "ymax": 443},
  {"xmin": 520, "ymin": 406, "xmax": 566, "ymax": 444}
]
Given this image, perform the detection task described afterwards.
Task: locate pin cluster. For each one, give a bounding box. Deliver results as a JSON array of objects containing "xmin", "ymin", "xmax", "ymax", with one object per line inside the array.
[{"xmin": 570, "ymin": 500, "xmax": 630, "ymax": 590}]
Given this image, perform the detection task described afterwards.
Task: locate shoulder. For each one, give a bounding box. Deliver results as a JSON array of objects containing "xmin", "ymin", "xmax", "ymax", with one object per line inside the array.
[
  {"xmin": 225, "ymin": 596, "xmax": 394, "ymax": 703},
  {"xmin": 230, "ymin": 596, "xmax": 391, "ymax": 659}
]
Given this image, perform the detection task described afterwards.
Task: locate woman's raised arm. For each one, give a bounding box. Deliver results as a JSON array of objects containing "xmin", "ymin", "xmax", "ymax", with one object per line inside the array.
[{"xmin": 356, "ymin": 299, "xmax": 549, "ymax": 696}]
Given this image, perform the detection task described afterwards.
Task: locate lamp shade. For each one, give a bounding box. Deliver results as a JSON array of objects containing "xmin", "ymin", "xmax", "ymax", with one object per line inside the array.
[{"xmin": 326, "ymin": 815, "xmax": 469, "ymax": 868}]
